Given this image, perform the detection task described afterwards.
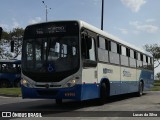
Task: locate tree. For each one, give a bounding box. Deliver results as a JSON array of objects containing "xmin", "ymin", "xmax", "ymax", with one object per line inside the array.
[
  {"xmin": 144, "ymin": 44, "xmax": 160, "ymax": 68},
  {"xmin": 0, "ymin": 27, "xmax": 24, "ymax": 59},
  {"xmin": 10, "ymin": 28, "xmax": 24, "ymax": 58},
  {"xmin": 155, "ymin": 72, "xmax": 160, "ymax": 80},
  {"xmin": 1, "ymin": 30, "xmax": 10, "ymax": 40}
]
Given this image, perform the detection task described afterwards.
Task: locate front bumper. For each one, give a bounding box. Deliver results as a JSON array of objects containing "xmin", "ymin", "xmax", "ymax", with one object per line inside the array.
[{"xmin": 21, "ymin": 85, "xmax": 82, "ymax": 100}]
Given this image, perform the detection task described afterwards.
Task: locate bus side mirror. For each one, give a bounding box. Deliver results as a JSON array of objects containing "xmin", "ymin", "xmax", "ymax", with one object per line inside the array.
[{"xmin": 0, "ymin": 27, "xmax": 2, "ymax": 40}]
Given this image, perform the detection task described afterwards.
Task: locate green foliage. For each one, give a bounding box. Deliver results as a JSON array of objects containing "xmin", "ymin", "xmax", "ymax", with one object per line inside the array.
[
  {"xmin": 151, "ymin": 86, "xmax": 160, "ymax": 91},
  {"xmin": 151, "ymin": 80, "xmax": 160, "ymax": 91},
  {"xmin": 156, "ymin": 72, "xmax": 160, "ymax": 81},
  {"xmin": 1, "ymin": 27, "xmax": 24, "ymax": 40},
  {"xmin": 10, "ymin": 28, "xmax": 24, "ymax": 38},
  {"xmin": 144, "ymin": 44, "xmax": 160, "ymax": 59},
  {"xmin": 0, "ymin": 88, "xmax": 21, "ymax": 96},
  {"xmin": 2, "ymin": 31, "xmax": 10, "ymax": 40},
  {"xmin": 144, "ymin": 44, "xmax": 160, "ymax": 68}
]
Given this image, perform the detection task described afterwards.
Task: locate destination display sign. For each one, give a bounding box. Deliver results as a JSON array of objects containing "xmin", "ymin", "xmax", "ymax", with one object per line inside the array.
[
  {"xmin": 24, "ymin": 21, "xmax": 79, "ymax": 39},
  {"xmin": 36, "ymin": 25, "xmax": 66, "ymax": 35}
]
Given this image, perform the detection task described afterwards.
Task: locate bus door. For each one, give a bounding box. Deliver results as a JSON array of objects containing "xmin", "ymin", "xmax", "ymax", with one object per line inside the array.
[{"xmin": 81, "ymin": 30, "xmax": 98, "ymax": 99}]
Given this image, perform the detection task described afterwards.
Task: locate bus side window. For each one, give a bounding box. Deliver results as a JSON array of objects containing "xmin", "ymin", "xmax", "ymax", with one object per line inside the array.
[
  {"xmin": 81, "ymin": 34, "xmax": 95, "ymax": 61},
  {"xmin": 81, "ymin": 34, "xmax": 88, "ymax": 59},
  {"xmin": 89, "ymin": 38, "xmax": 96, "ymax": 61}
]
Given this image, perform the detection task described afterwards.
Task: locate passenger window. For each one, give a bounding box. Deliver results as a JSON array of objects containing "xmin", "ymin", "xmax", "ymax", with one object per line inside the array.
[
  {"xmin": 89, "ymin": 38, "xmax": 96, "ymax": 61},
  {"xmin": 117, "ymin": 44, "xmax": 121, "ymax": 54},
  {"xmin": 126, "ymin": 48, "xmax": 130, "ymax": 57},
  {"xmin": 143, "ymin": 55, "xmax": 146, "ymax": 62},
  {"xmin": 137, "ymin": 53, "xmax": 141, "ymax": 60},
  {"xmin": 111, "ymin": 42, "xmax": 117, "ymax": 53},
  {"xmin": 121, "ymin": 46, "xmax": 126, "ymax": 56},
  {"xmin": 148, "ymin": 57, "xmax": 150, "ymax": 64},
  {"xmin": 130, "ymin": 49, "xmax": 134, "ymax": 58},
  {"xmin": 99, "ymin": 37, "xmax": 106, "ymax": 49},
  {"xmin": 140, "ymin": 54, "xmax": 143, "ymax": 61},
  {"xmin": 146, "ymin": 56, "xmax": 148, "ymax": 63},
  {"xmin": 134, "ymin": 51, "xmax": 137, "ymax": 59}
]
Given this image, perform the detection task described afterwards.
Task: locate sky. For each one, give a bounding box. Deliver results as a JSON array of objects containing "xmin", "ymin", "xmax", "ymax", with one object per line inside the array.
[{"xmin": 0, "ymin": 0, "xmax": 160, "ymax": 73}]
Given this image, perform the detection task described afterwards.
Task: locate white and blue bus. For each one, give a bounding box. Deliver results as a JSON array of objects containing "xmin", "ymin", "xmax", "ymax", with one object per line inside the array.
[{"xmin": 21, "ymin": 20, "xmax": 154, "ymax": 104}]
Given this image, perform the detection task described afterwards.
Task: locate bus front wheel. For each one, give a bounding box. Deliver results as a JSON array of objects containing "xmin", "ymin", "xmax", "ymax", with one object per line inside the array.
[{"xmin": 99, "ymin": 82, "xmax": 107, "ymax": 105}]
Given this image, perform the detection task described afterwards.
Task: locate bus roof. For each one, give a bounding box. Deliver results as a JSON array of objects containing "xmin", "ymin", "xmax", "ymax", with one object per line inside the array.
[
  {"xmin": 0, "ymin": 59, "xmax": 21, "ymax": 64},
  {"xmin": 79, "ymin": 20, "xmax": 152, "ymax": 57},
  {"xmin": 26, "ymin": 20, "xmax": 152, "ymax": 57}
]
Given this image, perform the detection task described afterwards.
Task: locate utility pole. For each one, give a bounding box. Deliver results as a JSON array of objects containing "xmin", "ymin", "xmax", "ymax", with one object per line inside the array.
[
  {"xmin": 42, "ymin": 1, "xmax": 51, "ymax": 22},
  {"xmin": 0, "ymin": 27, "xmax": 2, "ymax": 40},
  {"xmin": 101, "ymin": 0, "xmax": 104, "ymax": 30}
]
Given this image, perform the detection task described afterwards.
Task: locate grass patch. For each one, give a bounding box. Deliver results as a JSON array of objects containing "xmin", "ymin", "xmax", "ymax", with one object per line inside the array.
[
  {"xmin": 151, "ymin": 86, "xmax": 160, "ymax": 91},
  {"xmin": 151, "ymin": 80, "xmax": 160, "ymax": 91},
  {"xmin": 154, "ymin": 80, "xmax": 160, "ymax": 86},
  {"xmin": 0, "ymin": 88, "xmax": 21, "ymax": 96}
]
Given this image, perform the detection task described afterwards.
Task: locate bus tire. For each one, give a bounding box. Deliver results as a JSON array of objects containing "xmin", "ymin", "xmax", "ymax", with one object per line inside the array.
[
  {"xmin": 136, "ymin": 81, "xmax": 143, "ymax": 97},
  {"xmin": 55, "ymin": 99, "xmax": 62, "ymax": 105},
  {"xmin": 99, "ymin": 82, "xmax": 107, "ymax": 105}
]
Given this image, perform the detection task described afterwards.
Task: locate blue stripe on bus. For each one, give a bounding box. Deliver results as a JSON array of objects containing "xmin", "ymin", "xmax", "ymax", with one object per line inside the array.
[{"xmin": 109, "ymin": 81, "xmax": 138, "ymax": 96}]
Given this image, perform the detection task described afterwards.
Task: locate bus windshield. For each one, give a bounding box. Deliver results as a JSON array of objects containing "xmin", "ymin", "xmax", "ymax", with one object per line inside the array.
[
  {"xmin": 22, "ymin": 36, "xmax": 79, "ymax": 73},
  {"xmin": 22, "ymin": 21, "xmax": 80, "ymax": 82}
]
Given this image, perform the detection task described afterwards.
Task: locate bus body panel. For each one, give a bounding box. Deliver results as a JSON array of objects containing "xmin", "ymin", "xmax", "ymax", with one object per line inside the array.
[
  {"xmin": 120, "ymin": 67, "xmax": 138, "ymax": 94},
  {"xmin": 97, "ymin": 63, "xmax": 121, "ymax": 96}
]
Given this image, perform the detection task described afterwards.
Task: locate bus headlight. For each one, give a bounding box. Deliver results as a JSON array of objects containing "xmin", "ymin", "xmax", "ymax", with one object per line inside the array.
[
  {"xmin": 63, "ymin": 79, "xmax": 77, "ymax": 88},
  {"xmin": 21, "ymin": 79, "xmax": 34, "ymax": 88}
]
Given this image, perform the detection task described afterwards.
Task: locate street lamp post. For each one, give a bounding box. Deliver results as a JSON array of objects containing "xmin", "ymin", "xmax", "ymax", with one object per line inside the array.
[
  {"xmin": 42, "ymin": 1, "xmax": 51, "ymax": 22},
  {"xmin": 101, "ymin": 0, "xmax": 104, "ymax": 30},
  {"xmin": 0, "ymin": 27, "xmax": 2, "ymax": 40}
]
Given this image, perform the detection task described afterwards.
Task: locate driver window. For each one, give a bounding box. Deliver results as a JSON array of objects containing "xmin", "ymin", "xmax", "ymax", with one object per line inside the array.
[{"xmin": 81, "ymin": 35, "xmax": 96, "ymax": 61}]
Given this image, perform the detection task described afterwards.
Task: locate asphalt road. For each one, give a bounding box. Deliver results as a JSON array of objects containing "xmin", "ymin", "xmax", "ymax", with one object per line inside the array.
[{"xmin": 0, "ymin": 91, "xmax": 160, "ymax": 120}]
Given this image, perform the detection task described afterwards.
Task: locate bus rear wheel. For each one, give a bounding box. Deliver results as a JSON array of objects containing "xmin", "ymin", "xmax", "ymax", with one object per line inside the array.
[
  {"xmin": 55, "ymin": 99, "xmax": 62, "ymax": 105},
  {"xmin": 136, "ymin": 81, "xmax": 143, "ymax": 97}
]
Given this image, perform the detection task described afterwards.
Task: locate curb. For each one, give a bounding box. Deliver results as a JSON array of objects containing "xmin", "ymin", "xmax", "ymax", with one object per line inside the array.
[{"xmin": 0, "ymin": 94, "xmax": 21, "ymax": 97}]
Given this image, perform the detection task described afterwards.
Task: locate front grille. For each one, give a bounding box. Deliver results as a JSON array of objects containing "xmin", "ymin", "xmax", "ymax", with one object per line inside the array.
[
  {"xmin": 32, "ymin": 74, "xmax": 65, "ymax": 82},
  {"xmin": 35, "ymin": 84, "xmax": 61, "ymax": 88}
]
